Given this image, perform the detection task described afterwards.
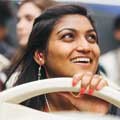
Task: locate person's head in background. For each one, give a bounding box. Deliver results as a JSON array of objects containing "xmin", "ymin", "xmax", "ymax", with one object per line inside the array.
[
  {"xmin": 113, "ymin": 15, "xmax": 120, "ymax": 41},
  {"xmin": 17, "ymin": 0, "xmax": 57, "ymax": 48},
  {"xmin": 0, "ymin": 1, "xmax": 12, "ymax": 41}
]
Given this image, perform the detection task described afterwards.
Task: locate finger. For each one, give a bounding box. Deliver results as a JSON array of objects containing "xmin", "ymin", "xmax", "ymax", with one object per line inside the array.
[
  {"xmin": 89, "ymin": 75, "xmax": 102, "ymax": 89},
  {"xmin": 96, "ymin": 79, "xmax": 108, "ymax": 90},
  {"xmin": 72, "ymin": 72, "xmax": 84, "ymax": 87},
  {"xmin": 80, "ymin": 72, "xmax": 93, "ymax": 94},
  {"xmin": 81, "ymin": 72, "xmax": 93, "ymax": 88},
  {"xmin": 88, "ymin": 75, "xmax": 102, "ymax": 95}
]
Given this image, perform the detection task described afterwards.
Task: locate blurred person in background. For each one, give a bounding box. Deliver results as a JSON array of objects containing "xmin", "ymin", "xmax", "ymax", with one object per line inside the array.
[
  {"xmin": 0, "ymin": 0, "xmax": 58, "ymax": 90},
  {"xmin": 17, "ymin": 0, "xmax": 57, "ymax": 48},
  {"xmin": 100, "ymin": 15, "xmax": 120, "ymax": 87},
  {"xmin": 0, "ymin": 1, "xmax": 16, "ymax": 71},
  {"xmin": 12, "ymin": 0, "xmax": 57, "ymax": 63}
]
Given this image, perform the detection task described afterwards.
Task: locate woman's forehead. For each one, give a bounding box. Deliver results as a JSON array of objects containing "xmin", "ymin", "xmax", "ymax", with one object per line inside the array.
[
  {"xmin": 18, "ymin": 2, "xmax": 41, "ymax": 17},
  {"xmin": 53, "ymin": 14, "xmax": 94, "ymax": 33}
]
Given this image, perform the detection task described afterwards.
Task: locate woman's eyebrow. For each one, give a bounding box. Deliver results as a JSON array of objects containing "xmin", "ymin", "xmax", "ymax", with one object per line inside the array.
[
  {"xmin": 86, "ymin": 29, "xmax": 96, "ymax": 33},
  {"xmin": 57, "ymin": 28, "xmax": 75, "ymax": 35}
]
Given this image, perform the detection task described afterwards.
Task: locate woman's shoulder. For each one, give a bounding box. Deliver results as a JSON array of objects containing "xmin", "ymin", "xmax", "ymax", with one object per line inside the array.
[
  {"xmin": 6, "ymin": 71, "xmax": 20, "ymax": 89},
  {"xmin": 0, "ymin": 54, "xmax": 10, "ymax": 71}
]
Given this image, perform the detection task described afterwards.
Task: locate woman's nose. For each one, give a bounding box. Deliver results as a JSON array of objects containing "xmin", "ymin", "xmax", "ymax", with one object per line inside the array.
[
  {"xmin": 17, "ymin": 19, "xmax": 25, "ymax": 31},
  {"xmin": 76, "ymin": 37, "xmax": 91, "ymax": 52}
]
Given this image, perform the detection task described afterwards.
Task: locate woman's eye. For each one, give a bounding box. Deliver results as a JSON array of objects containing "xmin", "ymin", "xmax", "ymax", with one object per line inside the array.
[
  {"xmin": 86, "ymin": 34, "xmax": 97, "ymax": 43},
  {"xmin": 61, "ymin": 33, "xmax": 74, "ymax": 42},
  {"xmin": 26, "ymin": 15, "xmax": 34, "ymax": 22}
]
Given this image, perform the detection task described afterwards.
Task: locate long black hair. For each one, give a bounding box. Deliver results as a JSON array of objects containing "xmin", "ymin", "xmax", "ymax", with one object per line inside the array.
[{"xmin": 5, "ymin": 4, "xmax": 98, "ymax": 110}]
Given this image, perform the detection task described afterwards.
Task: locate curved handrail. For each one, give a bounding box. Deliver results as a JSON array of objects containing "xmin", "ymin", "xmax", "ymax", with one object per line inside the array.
[
  {"xmin": 0, "ymin": 78, "xmax": 120, "ymax": 108},
  {"xmin": 1, "ymin": 102, "xmax": 120, "ymax": 120}
]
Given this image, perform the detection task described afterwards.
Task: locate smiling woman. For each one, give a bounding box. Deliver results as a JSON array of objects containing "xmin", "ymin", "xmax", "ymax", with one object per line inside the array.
[{"xmin": 5, "ymin": 4, "xmax": 110, "ymax": 114}]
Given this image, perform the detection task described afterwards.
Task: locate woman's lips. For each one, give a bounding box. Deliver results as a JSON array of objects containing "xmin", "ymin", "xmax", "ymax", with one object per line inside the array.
[
  {"xmin": 70, "ymin": 57, "xmax": 93, "ymax": 67},
  {"xmin": 70, "ymin": 57, "xmax": 92, "ymax": 63}
]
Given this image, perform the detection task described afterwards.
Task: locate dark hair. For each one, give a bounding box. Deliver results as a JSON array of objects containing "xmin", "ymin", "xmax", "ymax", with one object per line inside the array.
[
  {"xmin": 6, "ymin": 4, "xmax": 98, "ymax": 110},
  {"xmin": 0, "ymin": 1, "xmax": 12, "ymax": 26},
  {"xmin": 114, "ymin": 15, "xmax": 120, "ymax": 30}
]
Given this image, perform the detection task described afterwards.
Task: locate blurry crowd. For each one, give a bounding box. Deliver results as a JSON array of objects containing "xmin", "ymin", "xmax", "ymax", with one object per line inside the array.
[{"xmin": 0, "ymin": 1, "xmax": 15, "ymax": 70}]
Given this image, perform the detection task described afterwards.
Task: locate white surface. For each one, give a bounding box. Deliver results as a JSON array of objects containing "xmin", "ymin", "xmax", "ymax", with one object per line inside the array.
[
  {"xmin": 0, "ymin": 102, "xmax": 120, "ymax": 120},
  {"xmin": 0, "ymin": 78, "xmax": 120, "ymax": 108},
  {"xmin": 0, "ymin": 78, "xmax": 120, "ymax": 120},
  {"xmin": 55, "ymin": 0, "xmax": 120, "ymax": 6},
  {"xmin": 0, "ymin": 54, "xmax": 10, "ymax": 71}
]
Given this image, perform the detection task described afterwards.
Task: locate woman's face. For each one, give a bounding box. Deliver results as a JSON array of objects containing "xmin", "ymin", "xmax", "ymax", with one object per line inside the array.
[
  {"xmin": 17, "ymin": 2, "xmax": 41, "ymax": 47},
  {"xmin": 44, "ymin": 14, "xmax": 100, "ymax": 78}
]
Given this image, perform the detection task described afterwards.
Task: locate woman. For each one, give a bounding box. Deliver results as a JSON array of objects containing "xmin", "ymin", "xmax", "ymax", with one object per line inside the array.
[
  {"xmin": 6, "ymin": 4, "xmax": 109, "ymax": 113},
  {"xmin": 14, "ymin": 0, "xmax": 57, "ymax": 62},
  {"xmin": 17, "ymin": 0, "xmax": 57, "ymax": 47}
]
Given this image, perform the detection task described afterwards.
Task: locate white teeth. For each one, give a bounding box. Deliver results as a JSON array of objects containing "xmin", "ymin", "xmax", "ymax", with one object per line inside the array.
[{"xmin": 71, "ymin": 58, "xmax": 90, "ymax": 63}]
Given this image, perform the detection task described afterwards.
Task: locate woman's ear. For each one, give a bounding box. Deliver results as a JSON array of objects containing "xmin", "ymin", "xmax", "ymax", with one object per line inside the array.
[{"xmin": 34, "ymin": 50, "xmax": 45, "ymax": 65}]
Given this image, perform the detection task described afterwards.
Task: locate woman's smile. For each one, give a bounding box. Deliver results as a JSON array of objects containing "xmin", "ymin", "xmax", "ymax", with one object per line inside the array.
[{"xmin": 70, "ymin": 56, "xmax": 92, "ymax": 67}]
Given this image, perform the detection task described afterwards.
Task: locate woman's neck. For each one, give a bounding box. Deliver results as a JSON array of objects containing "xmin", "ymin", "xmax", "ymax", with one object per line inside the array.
[{"xmin": 44, "ymin": 93, "xmax": 78, "ymax": 112}]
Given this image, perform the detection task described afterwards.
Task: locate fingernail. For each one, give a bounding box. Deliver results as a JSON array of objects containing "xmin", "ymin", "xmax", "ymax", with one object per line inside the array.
[
  {"xmin": 80, "ymin": 88, "xmax": 85, "ymax": 94},
  {"xmin": 72, "ymin": 80, "xmax": 76, "ymax": 87},
  {"xmin": 88, "ymin": 89, "xmax": 94, "ymax": 95},
  {"xmin": 96, "ymin": 86, "xmax": 101, "ymax": 90}
]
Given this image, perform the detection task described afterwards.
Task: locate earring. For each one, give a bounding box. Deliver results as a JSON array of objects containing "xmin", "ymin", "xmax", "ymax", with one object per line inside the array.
[
  {"xmin": 37, "ymin": 53, "xmax": 43, "ymax": 80},
  {"xmin": 38, "ymin": 65, "xmax": 41, "ymax": 80}
]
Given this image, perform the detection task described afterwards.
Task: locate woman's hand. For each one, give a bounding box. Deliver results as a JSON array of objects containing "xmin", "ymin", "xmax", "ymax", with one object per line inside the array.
[
  {"xmin": 58, "ymin": 72, "xmax": 109, "ymax": 114},
  {"xmin": 72, "ymin": 72, "xmax": 108, "ymax": 94}
]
